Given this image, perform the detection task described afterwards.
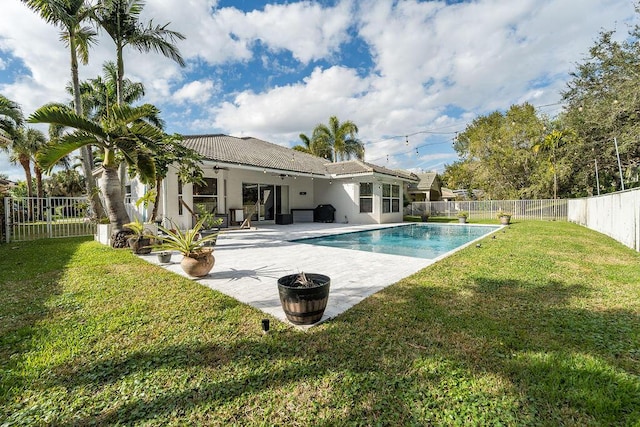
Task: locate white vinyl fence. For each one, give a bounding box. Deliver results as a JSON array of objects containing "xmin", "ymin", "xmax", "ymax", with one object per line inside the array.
[
  {"xmin": 406, "ymin": 199, "xmax": 568, "ymax": 221},
  {"xmin": 3, "ymin": 197, "xmax": 96, "ymax": 242},
  {"xmin": 568, "ymin": 188, "xmax": 640, "ymax": 252}
]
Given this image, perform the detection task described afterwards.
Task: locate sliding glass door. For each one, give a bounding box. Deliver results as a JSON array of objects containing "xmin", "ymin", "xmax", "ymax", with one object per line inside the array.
[{"xmin": 242, "ymin": 183, "xmax": 288, "ymax": 222}]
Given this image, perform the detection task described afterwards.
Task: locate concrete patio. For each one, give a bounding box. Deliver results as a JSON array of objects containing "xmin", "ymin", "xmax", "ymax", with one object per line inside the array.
[{"xmin": 138, "ymin": 222, "xmax": 459, "ymax": 328}]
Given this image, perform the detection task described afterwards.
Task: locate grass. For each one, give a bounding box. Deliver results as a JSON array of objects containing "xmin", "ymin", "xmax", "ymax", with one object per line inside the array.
[{"xmin": 1, "ymin": 221, "xmax": 639, "ymax": 425}]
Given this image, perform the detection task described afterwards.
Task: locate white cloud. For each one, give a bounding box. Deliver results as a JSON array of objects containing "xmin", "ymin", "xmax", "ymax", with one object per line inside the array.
[
  {"xmin": 173, "ymin": 80, "xmax": 218, "ymax": 104},
  {"xmin": 0, "ymin": 0, "xmax": 637, "ymax": 179},
  {"xmin": 213, "ymin": 65, "xmax": 370, "ymax": 134}
]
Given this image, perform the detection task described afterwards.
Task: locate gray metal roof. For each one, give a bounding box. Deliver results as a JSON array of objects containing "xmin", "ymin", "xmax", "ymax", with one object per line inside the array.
[{"xmin": 182, "ymin": 134, "xmax": 418, "ymax": 181}]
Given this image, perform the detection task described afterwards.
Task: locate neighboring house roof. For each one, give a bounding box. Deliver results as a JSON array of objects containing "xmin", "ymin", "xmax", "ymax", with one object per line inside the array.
[
  {"xmin": 441, "ymin": 187, "xmax": 457, "ymax": 199},
  {"xmin": 0, "ymin": 178, "xmax": 16, "ymax": 195},
  {"xmin": 182, "ymin": 134, "xmax": 419, "ymax": 181},
  {"xmin": 325, "ymin": 160, "xmax": 417, "ymax": 181},
  {"xmin": 407, "ymin": 172, "xmax": 439, "ymax": 191}
]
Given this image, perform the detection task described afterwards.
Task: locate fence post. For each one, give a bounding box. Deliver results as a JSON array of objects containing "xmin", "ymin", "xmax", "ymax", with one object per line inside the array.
[
  {"xmin": 46, "ymin": 197, "xmax": 53, "ymax": 238},
  {"xmin": 4, "ymin": 197, "xmax": 11, "ymax": 243}
]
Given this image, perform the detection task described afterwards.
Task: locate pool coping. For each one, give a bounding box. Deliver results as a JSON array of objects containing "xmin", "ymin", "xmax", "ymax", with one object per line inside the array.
[{"xmin": 138, "ymin": 222, "xmax": 503, "ymax": 329}]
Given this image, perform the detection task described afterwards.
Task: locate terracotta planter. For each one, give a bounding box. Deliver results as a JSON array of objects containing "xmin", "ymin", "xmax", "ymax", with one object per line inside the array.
[
  {"xmin": 180, "ymin": 250, "xmax": 215, "ymax": 277},
  {"xmin": 499, "ymin": 215, "xmax": 511, "ymax": 225}
]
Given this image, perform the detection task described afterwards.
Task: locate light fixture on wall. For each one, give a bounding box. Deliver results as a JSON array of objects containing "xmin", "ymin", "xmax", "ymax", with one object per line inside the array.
[{"xmin": 212, "ymin": 164, "xmax": 228, "ymax": 174}]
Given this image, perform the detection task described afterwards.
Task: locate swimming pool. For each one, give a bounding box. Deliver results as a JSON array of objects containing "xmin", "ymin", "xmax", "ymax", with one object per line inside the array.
[{"xmin": 293, "ymin": 223, "xmax": 500, "ymax": 259}]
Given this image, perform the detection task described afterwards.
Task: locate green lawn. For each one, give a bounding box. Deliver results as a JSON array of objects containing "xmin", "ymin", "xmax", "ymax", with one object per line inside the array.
[{"xmin": 1, "ymin": 221, "xmax": 639, "ymax": 425}]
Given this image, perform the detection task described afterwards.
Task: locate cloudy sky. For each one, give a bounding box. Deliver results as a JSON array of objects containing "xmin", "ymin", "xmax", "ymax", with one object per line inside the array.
[{"xmin": 0, "ymin": 0, "xmax": 636, "ymax": 182}]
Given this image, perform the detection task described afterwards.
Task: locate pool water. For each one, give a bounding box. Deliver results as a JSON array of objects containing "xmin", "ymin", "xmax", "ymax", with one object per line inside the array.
[{"xmin": 293, "ymin": 223, "xmax": 500, "ymax": 259}]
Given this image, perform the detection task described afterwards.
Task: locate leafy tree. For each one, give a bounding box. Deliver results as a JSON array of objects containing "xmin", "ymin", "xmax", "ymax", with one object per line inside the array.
[
  {"xmin": 44, "ymin": 169, "xmax": 86, "ymax": 196},
  {"xmin": 562, "ymin": 18, "xmax": 640, "ymax": 192},
  {"xmin": 448, "ymin": 103, "xmax": 549, "ymax": 199},
  {"xmin": 145, "ymin": 135, "xmax": 204, "ymax": 222},
  {"xmin": 292, "ymin": 133, "xmax": 333, "ymax": 161},
  {"xmin": 312, "ymin": 116, "xmax": 364, "ymax": 162},
  {"xmin": 532, "ymin": 126, "xmax": 576, "ymax": 199},
  {"xmin": 29, "ymin": 103, "xmax": 164, "ymax": 246}
]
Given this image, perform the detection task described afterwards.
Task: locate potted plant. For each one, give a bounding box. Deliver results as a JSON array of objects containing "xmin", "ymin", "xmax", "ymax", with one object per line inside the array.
[
  {"xmin": 195, "ymin": 204, "xmax": 223, "ymax": 247},
  {"xmin": 420, "ymin": 212, "xmax": 429, "ymax": 222},
  {"xmin": 157, "ymin": 251, "xmax": 172, "ymax": 264},
  {"xmin": 497, "ymin": 211, "xmax": 512, "ymax": 225},
  {"xmin": 124, "ymin": 219, "xmax": 153, "ymax": 254},
  {"xmin": 277, "ymin": 272, "xmax": 331, "ymax": 325},
  {"xmin": 151, "ymin": 217, "xmax": 218, "ymax": 277},
  {"xmin": 457, "ymin": 211, "xmax": 468, "ymax": 223}
]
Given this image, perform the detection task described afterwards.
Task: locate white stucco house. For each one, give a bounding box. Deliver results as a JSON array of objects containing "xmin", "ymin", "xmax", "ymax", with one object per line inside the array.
[{"xmin": 126, "ymin": 134, "xmax": 419, "ymax": 229}]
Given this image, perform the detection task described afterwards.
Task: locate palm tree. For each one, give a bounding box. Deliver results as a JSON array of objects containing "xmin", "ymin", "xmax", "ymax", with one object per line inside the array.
[
  {"xmin": 29, "ymin": 103, "xmax": 164, "ymax": 246},
  {"xmin": 534, "ymin": 129, "xmax": 570, "ymax": 199},
  {"xmin": 21, "ymin": 0, "xmax": 104, "ymax": 219},
  {"xmin": 292, "ymin": 133, "xmax": 333, "ymax": 161},
  {"xmin": 94, "ymin": 0, "xmax": 185, "ymax": 106},
  {"xmin": 312, "ymin": 116, "xmax": 364, "ymax": 162},
  {"xmin": 0, "ymin": 94, "xmax": 24, "ymax": 142},
  {"xmin": 71, "ymin": 61, "xmax": 145, "ymax": 121}
]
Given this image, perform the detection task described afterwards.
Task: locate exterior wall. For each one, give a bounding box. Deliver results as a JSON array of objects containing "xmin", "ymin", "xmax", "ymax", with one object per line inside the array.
[
  {"xmin": 568, "ymin": 187, "xmax": 640, "ymax": 252},
  {"xmin": 315, "ymin": 176, "xmax": 405, "ymax": 224},
  {"xmin": 156, "ymin": 166, "xmax": 316, "ymax": 229},
  {"xmin": 145, "ymin": 164, "xmax": 410, "ymax": 228}
]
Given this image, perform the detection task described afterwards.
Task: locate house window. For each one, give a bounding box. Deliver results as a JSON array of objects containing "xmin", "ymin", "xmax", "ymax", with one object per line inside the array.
[
  {"xmin": 359, "ymin": 182, "xmax": 373, "ymax": 213},
  {"xmin": 193, "ymin": 177, "xmax": 218, "ymax": 215},
  {"xmin": 382, "ymin": 184, "xmax": 400, "ymax": 213}
]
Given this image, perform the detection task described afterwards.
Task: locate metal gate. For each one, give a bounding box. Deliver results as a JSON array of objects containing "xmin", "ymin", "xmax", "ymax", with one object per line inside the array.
[{"xmin": 3, "ymin": 197, "xmax": 96, "ymax": 242}]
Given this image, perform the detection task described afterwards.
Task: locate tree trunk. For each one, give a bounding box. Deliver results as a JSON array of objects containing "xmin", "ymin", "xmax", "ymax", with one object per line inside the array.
[
  {"xmin": 19, "ymin": 156, "xmax": 33, "ymax": 198},
  {"xmin": 99, "ymin": 165, "xmax": 131, "ymax": 247},
  {"xmin": 69, "ymin": 30, "xmax": 105, "ymax": 220},
  {"xmin": 150, "ymin": 176, "xmax": 162, "ymax": 222},
  {"xmin": 35, "ymin": 164, "xmax": 43, "ymax": 199}
]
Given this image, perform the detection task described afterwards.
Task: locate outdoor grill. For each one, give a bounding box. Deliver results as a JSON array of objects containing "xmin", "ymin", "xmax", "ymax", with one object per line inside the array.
[{"xmin": 314, "ymin": 204, "xmax": 336, "ymax": 223}]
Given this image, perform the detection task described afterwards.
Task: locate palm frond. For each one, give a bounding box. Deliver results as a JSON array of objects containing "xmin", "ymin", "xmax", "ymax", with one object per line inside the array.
[
  {"xmin": 37, "ymin": 132, "xmax": 96, "ymax": 171},
  {"xmin": 29, "ymin": 104, "xmax": 106, "ymax": 138}
]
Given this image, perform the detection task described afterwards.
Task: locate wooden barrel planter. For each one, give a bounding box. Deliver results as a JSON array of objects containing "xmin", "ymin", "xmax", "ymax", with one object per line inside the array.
[{"xmin": 277, "ymin": 273, "xmax": 330, "ymax": 325}]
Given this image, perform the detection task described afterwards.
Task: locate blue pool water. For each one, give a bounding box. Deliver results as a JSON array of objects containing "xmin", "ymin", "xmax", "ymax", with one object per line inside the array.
[{"xmin": 293, "ymin": 223, "xmax": 500, "ymax": 259}]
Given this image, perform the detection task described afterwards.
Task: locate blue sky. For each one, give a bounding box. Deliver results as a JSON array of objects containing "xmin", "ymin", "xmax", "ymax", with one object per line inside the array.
[{"xmin": 0, "ymin": 0, "xmax": 636, "ymax": 182}]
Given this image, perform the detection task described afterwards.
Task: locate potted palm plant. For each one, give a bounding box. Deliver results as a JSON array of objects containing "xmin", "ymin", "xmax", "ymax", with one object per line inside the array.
[
  {"xmin": 151, "ymin": 217, "xmax": 219, "ymax": 277},
  {"xmin": 195, "ymin": 204, "xmax": 223, "ymax": 247},
  {"xmin": 456, "ymin": 211, "xmax": 468, "ymax": 223},
  {"xmin": 497, "ymin": 211, "xmax": 512, "ymax": 225},
  {"xmin": 124, "ymin": 219, "xmax": 153, "ymax": 254}
]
